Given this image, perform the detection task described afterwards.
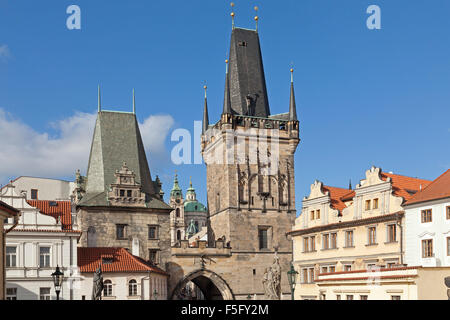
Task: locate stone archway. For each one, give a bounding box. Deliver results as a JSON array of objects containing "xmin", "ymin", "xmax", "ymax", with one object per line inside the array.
[{"xmin": 170, "ymin": 269, "xmax": 234, "ymax": 300}]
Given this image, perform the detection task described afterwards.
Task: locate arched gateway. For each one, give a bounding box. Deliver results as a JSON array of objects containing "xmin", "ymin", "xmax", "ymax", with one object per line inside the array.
[{"xmin": 171, "ymin": 269, "xmax": 234, "ymax": 300}]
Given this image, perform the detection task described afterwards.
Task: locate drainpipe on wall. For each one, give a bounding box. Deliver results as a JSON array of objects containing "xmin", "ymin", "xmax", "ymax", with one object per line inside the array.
[{"xmin": 396, "ymin": 214, "xmax": 404, "ymax": 265}]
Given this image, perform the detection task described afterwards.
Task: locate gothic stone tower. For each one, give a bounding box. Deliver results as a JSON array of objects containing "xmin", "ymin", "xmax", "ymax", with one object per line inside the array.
[
  {"xmin": 76, "ymin": 109, "xmax": 172, "ymax": 269},
  {"xmin": 200, "ymin": 27, "xmax": 300, "ymax": 298}
]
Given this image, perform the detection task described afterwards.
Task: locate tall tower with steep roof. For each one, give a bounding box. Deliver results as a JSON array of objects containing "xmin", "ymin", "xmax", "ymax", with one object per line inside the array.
[{"xmin": 200, "ymin": 25, "xmax": 300, "ymax": 299}]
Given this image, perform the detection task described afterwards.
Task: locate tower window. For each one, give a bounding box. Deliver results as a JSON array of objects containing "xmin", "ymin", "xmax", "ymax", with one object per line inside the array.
[
  {"xmin": 238, "ymin": 41, "xmax": 247, "ymax": 47},
  {"xmin": 116, "ymin": 224, "xmax": 127, "ymax": 239},
  {"xmin": 176, "ymin": 208, "xmax": 180, "ymax": 218},
  {"xmin": 31, "ymin": 189, "xmax": 38, "ymax": 200},
  {"xmin": 127, "ymin": 190, "xmax": 132, "ymax": 197},
  {"xmin": 120, "ymin": 190, "xmax": 125, "ymax": 197}
]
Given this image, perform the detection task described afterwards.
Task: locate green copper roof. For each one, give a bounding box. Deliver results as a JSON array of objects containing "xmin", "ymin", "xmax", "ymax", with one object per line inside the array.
[
  {"xmin": 170, "ymin": 174, "xmax": 182, "ymax": 198},
  {"xmin": 78, "ymin": 111, "xmax": 171, "ymax": 210},
  {"xmin": 184, "ymin": 200, "xmax": 207, "ymax": 213}
]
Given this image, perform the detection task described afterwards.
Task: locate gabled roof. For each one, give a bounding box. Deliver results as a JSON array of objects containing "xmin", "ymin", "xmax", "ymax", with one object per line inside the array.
[
  {"xmin": 0, "ymin": 200, "xmax": 19, "ymax": 217},
  {"xmin": 404, "ymin": 169, "xmax": 450, "ymax": 206},
  {"xmin": 227, "ymin": 28, "xmax": 270, "ymax": 117},
  {"xmin": 77, "ymin": 247, "xmax": 168, "ymax": 276},
  {"xmin": 381, "ymin": 172, "xmax": 431, "ymax": 201},
  {"xmin": 27, "ymin": 200, "xmax": 73, "ymax": 230},
  {"xmin": 78, "ymin": 111, "xmax": 170, "ymax": 210},
  {"xmin": 322, "ymin": 186, "xmax": 352, "ymax": 211}
]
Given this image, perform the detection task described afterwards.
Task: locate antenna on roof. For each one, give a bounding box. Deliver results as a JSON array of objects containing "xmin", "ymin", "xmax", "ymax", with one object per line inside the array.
[
  {"xmin": 98, "ymin": 85, "xmax": 101, "ymax": 112},
  {"xmin": 230, "ymin": 2, "xmax": 236, "ymax": 29},
  {"xmin": 254, "ymin": 6, "xmax": 259, "ymax": 32},
  {"xmin": 132, "ymin": 89, "xmax": 136, "ymax": 114}
]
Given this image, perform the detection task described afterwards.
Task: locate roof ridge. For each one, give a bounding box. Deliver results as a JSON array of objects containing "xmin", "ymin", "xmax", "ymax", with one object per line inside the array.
[{"xmin": 381, "ymin": 171, "xmax": 432, "ymax": 182}]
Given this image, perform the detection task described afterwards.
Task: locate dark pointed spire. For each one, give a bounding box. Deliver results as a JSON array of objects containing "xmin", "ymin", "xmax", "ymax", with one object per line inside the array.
[
  {"xmin": 223, "ymin": 60, "xmax": 232, "ymax": 115},
  {"xmin": 349, "ymin": 179, "xmax": 352, "ymax": 190},
  {"xmin": 289, "ymin": 68, "xmax": 297, "ymax": 121},
  {"xmin": 202, "ymin": 85, "xmax": 209, "ymax": 134}
]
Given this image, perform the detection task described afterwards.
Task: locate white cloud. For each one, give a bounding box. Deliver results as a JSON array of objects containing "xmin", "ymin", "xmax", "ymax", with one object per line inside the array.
[
  {"xmin": 0, "ymin": 109, "xmax": 174, "ymax": 183},
  {"xmin": 0, "ymin": 45, "xmax": 11, "ymax": 61}
]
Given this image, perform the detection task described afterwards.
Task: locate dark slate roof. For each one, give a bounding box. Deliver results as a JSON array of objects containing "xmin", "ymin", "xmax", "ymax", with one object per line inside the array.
[
  {"xmin": 79, "ymin": 111, "xmax": 171, "ymax": 210},
  {"xmin": 227, "ymin": 28, "xmax": 270, "ymax": 118}
]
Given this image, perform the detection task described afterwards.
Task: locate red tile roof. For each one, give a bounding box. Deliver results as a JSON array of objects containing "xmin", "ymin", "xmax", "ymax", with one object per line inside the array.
[
  {"xmin": 381, "ymin": 172, "xmax": 432, "ymax": 201},
  {"xmin": 322, "ymin": 186, "xmax": 352, "ymax": 211},
  {"xmin": 77, "ymin": 247, "xmax": 169, "ymax": 276},
  {"xmin": 0, "ymin": 200, "xmax": 20, "ymax": 216},
  {"xmin": 27, "ymin": 200, "xmax": 73, "ymax": 231},
  {"xmin": 404, "ymin": 169, "xmax": 450, "ymax": 206}
]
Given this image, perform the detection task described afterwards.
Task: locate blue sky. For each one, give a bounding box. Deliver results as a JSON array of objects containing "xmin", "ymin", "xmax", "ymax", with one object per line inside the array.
[{"xmin": 0, "ymin": 0, "xmax": 449, "ymax": 211}]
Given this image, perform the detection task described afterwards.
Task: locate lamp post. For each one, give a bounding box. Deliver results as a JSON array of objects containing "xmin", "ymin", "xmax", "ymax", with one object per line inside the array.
[
  {"xmin": 287, "ymin": 264, "xmax": 298, "ymax": 301},
  {"xmin": 51, "ymin": 265, "xmax": 64, "ymax": 300},
  {"xmin": 153, "ymin": 289, "xmax": 158, "ymax": 300}
]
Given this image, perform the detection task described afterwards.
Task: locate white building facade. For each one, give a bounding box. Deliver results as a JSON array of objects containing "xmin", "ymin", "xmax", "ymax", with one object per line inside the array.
[
  {"xmin": 0, "ymin": 182, "xmax": 81, "ymax": 300},
  {"xmin": 404, "ymin": 169, "xmax": 450, "ymax": 267}
]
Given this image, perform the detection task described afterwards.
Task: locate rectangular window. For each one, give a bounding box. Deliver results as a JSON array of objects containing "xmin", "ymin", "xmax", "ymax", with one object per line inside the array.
[
  {"xmin": 40, "ymin": 288, "xmax": 51, "ymax": 300},
  {"xmin": 119, "ymin": 189, "xmax": 125, "ymax": 197},
  {"xmin": 447, "ymin": 237, "xmax": 450, "ymax": 256},
  {"xmin": 310, "ymin": 211, "xmax": 315, "ymax": 221},
  {"xmin": 308, "ymin": 268, "xmax": 315, "ymax": 283},
  {"xmin": 373, "ymin": 198, "xmax": 379, "ymax": 209},
  {"xmin": 127, "ymin": 190, "xmax": 132, "ymax": 197},
  {"xmin": 6, "ymin": 246, "xmax": 17, "ymax": 267},
  {"xmin": 301, "ymin": 269, "xmax": 308, "ymax": 283},
  {"xmin": 258, "ymin": 228, "xmax": 268, "ymax": 249},
  {"xmin": 365, "ymin": 200, "xmax": 371, "ymax": 211},
  {"xmin": 330, "ymin": 233, "xmax": 337, "ymax": 249},
  {"xmin": 360, "ymin": 295, "xmax": 368, "ymax": 300},
  {"xmin": 31, "ymin": 189, "xmax": 38, "ymax": 200},
  {"xmin": 303, "ymin": 237, "xmax": 309, "ymax": 252},
  {"xmin": 346, "ymin": 295, "xmax": 354, "ymax": 300},
  {"xmin": 148, "ymin": 226, "xmax": 158, "ymax": 239},
  {"xmin": 116, "ymin": 224, "xmax": 127, "ymax": 239},
  {"xmin": 316, "ymin": 209, "xmax": 320, "ymax": 219},
  {"xmin": 329, "ymin": 266, "xmax": 336, "ymax": 273},
  {"xmin": 323, "ymin": 234, "xmax": 329, "ymax": 250},
  {"xmin": 148, "ymin": 249, "xmax": 159, "ymax": 265},
  {"xmin": 387, "ymin": 224, "xmax": 397, "ymax": 242},
  {"xmin": 321, "ymin": 266, "xmax": 328, "ymax": 274},
  {"xmin": 310, "ymin": 236, "xmax": 316, "ymax": 251},
  {"xmin": 422, "ymin": 239, "xmax": 433, "ymax": 258},
  {"xmin": 447, "ymin": 206, "xmax": 450, "ymax": 220},
  {"xmin": 345, "ymin": 230, "xmax": 354, "ymax": 247},
  {"xmin": 336, "ymin": 295, "xmax": 341, "ymax": 300},
  {"xmin": 39, "ymin": 247, "xmax": 50, "ymax": 268},
  {"xmin": 421, "ymin": 209, "xmax": 432, "ymax": 223},
  {"xmin": 368, "ymin": 227, "xmax": 377, "ymax": 245},
  {"xmin": 344, "ymin": 264, "xmax": 352, "ymax": 272},
  {"xmin": 391, "ymin": 295, "xmax": 401, "ymax": 300},
  {"xmin": 6, "ymin": 288, "xmax": 17, "ymax": 300}
]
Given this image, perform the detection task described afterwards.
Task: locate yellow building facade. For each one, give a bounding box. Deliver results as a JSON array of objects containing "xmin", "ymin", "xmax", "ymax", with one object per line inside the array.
[{"xmin": 288, "ymin": 166, "xmax": 431, "ymax": 300}]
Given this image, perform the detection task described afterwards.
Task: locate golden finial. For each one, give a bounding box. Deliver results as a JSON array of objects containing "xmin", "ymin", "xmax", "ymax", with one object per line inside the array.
[
  {"xmin": 203, "ymin": 82, "xmax": 207, "ymax": 98},
  {"xmin": 231, "ymin": 2, "xmax": 235, "ymax": 29},
  {"xmin": 254, "ymin": 6, "xmax": 259, "ymax": 31}
]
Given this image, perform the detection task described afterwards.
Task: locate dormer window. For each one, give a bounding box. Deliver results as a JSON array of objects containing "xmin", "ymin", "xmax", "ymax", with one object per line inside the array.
[{"xmin": 102, "ymin": 257, "xmax": 113, "ymax": 264}]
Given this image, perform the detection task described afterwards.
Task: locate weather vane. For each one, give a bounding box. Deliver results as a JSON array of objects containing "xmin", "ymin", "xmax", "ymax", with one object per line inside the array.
[
  {"xmin": 254, "ymin": 6, "xmax": 259, "ymax": 31},
  {"xmin": 231, "ymin": 2, "xmax": 235, "ymax": 29}
]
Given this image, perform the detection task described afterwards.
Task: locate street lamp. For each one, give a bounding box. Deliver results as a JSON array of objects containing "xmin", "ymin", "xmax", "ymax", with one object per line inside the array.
[
  {"xmin": 287, "ymin": 264, "xmax": 298, "ymax": 301},
  {"xmin": 153, "ymin": 289, "xmax": 158, "ymax": 300},
  {"xmin": 51, "ymin": 265, "xmax": 64, "ymax": 300}
]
